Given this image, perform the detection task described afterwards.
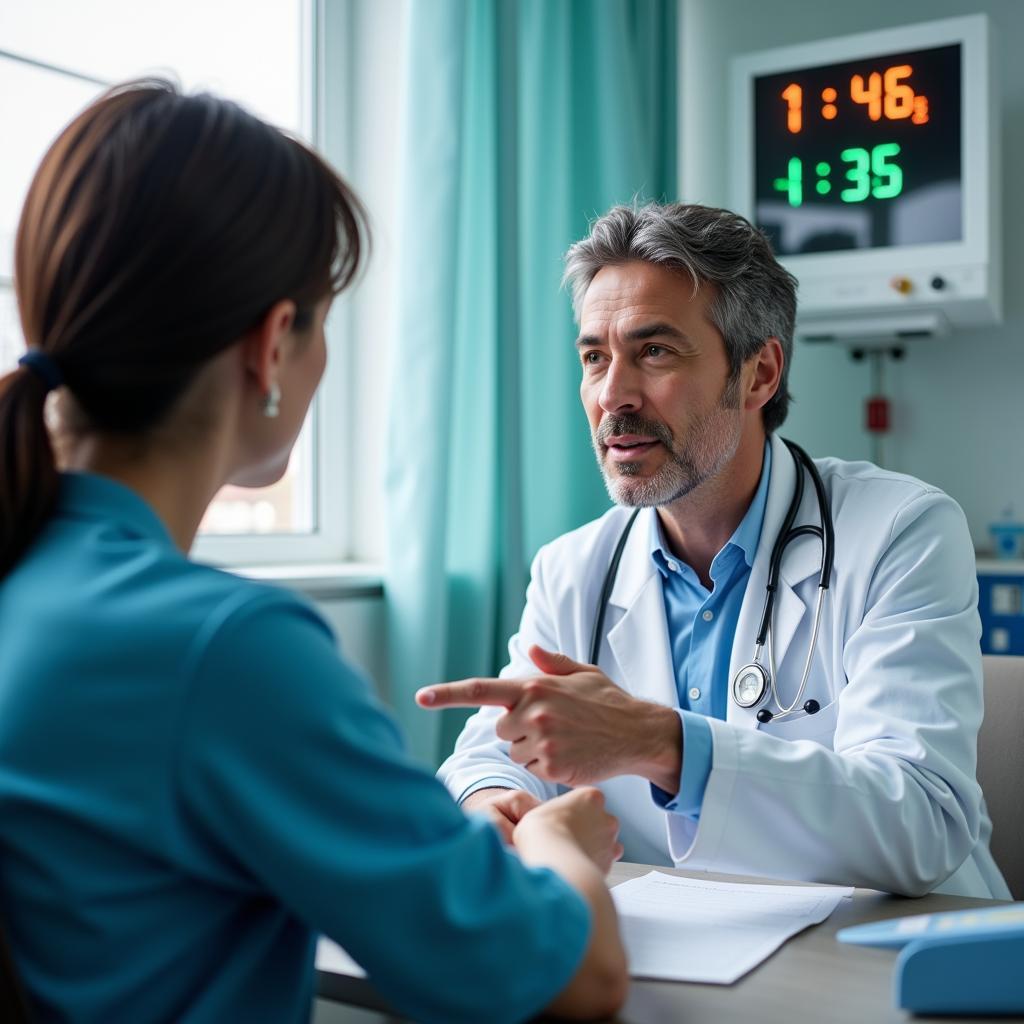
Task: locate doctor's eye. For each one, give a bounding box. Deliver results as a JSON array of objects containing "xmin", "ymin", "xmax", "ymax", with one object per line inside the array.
[
  {"xmin": 644, "ymin": 344, "xmax": 667, "ymax": 359},
  {"xmin": 581, "ymin": 350, "xmax": 605, "ymax": 367}
]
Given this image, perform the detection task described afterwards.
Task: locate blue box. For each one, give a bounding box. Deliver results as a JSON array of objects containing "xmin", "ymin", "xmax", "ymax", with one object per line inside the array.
[{"xmin": 977, "ymin": 559, "xmax": 1024, "ymax": 655}]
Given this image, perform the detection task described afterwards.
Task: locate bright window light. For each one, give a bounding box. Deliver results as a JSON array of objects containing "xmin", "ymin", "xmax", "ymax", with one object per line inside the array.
[{"xmin": 0, "ymin": 0, "xmax": 315, "ymax": 541}]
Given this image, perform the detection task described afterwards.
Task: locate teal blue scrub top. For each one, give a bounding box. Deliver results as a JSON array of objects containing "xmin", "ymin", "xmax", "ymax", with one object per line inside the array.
[{"xmin": 0, "ymin": 472, "xmax": 589, "ymax": 1024}]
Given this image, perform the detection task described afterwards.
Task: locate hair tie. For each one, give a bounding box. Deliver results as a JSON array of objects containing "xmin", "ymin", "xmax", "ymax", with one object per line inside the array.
[{"xmin": 18, "ymin": 350, "xmax": 64, "ymax": 393}]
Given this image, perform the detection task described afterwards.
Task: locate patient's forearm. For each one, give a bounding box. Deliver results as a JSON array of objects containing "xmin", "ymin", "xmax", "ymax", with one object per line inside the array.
[{"xmin": 516, "ymin": 829, "xmax": 628, "ymax": 1020}]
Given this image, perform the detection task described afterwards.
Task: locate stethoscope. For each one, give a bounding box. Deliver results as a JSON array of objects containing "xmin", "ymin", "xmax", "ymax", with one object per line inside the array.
[{"xmin": 588, "ymin": 439, "xmax": 835, "ymax": 724}]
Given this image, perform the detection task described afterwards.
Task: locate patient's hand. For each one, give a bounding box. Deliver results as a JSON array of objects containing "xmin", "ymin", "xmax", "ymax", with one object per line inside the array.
[{"xmin": 461, "ymin": 787, "xmax": 541, "ymax": 844}]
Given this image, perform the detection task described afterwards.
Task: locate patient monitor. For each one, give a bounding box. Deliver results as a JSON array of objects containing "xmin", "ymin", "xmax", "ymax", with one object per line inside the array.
[{"xmin": 731, "ymin": 15, "xmax": 1000, "ymax": 346}]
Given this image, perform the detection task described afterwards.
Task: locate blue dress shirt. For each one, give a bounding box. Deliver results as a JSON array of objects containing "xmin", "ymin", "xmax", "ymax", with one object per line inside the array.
[
  {"xmin": 0, "ymin": 472, "xmax": 589, "ymax": 1024},
  {"xmin": 650, "ymin": 442, "xmax": 772, "ymax": 818}
]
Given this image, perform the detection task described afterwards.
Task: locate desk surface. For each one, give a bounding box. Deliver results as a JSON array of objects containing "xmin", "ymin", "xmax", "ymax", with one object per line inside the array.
[{"xmin": 315, "ymin": 861, "xmax": 1022, "ymax": 1024}]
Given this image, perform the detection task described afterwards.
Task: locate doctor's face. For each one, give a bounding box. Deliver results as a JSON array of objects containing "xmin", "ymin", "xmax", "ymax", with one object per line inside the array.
[{"xmin": 577, "ymin": 261, "xmax": 743, "ymax": 508}]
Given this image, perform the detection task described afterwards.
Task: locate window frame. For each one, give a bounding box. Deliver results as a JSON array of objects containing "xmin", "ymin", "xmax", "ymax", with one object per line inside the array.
[
  {"xmin": 0, "ymin": 1, "xmax": 354, "ymax": 568},
  {"xmin": 194, "ymin": 0, "xmax": 356, "ymax": 567}
]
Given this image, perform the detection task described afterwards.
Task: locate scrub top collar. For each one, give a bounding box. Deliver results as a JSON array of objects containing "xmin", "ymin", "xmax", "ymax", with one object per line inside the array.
[
  {"xmin": 58, "ymin": 471, "xmax": 177, "ymax": 549},
  {"xmin": 649, "ymin": 439, "xmax": 772, "ymax": 580}
]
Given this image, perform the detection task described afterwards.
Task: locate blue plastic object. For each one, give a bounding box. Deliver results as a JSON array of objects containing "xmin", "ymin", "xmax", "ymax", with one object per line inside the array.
[
  {"xmin": 977, "ymin": 563, "xmax": 1024, "ymax": 655},
  {"xmin": 991, "ymin": 521, "xmax": 1024, "ymax": 560},
  {"xmin": 838, "ymin": 906, "xmax": 1024, "ymax": 1015}
]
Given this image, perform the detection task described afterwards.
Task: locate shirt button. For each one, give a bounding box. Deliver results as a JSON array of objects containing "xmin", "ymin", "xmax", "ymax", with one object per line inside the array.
[
  {"xmin": 667, "ymin": 560, "xmax": 678, "ymax": 573},
  {"xmin": 689, "ymin": 687, "xmax": 701, "ymax": 701},
  {"xmin": 702, "ymin": 609, "xmax": 714, "ymax": 621}
]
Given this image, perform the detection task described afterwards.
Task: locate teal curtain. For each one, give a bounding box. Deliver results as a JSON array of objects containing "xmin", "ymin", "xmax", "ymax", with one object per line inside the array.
[{"xmin": 384, "ymin": 0, "xmax": 677, "ymax": 764}]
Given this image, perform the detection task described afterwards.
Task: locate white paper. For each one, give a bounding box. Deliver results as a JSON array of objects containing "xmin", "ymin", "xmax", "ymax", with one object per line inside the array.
[
  {"xmin": 611, "ymin": 871, "xmax": 853, "ymax": 984},
  {"xmin": 315, "ymin": 937, "xmax": 366, "ymax": 978}
]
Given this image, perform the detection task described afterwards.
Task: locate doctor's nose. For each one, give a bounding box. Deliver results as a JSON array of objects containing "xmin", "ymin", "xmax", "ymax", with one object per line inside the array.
[{"xmin": 598, "ymin": 361, "xmax": 643, "ymax": 416}]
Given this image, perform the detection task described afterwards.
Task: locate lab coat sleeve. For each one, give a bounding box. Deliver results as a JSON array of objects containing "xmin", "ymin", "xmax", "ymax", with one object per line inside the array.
[
  {"xmin": 437, "ymin": 547, "xmax": 564, "ymax": 805},
  {"xmin": 173, "ymin": 592, "xmax": 590, "ymax": 1024},
  {"xmin": 668, "ymin": 491, "xmax": 990, "ymax": 896}
]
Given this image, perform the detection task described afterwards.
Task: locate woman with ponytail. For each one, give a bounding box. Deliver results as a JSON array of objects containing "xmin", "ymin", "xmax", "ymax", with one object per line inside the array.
[{"xmin": 0, "ymin": 82, "xmax": 626, "ymax": 1024}]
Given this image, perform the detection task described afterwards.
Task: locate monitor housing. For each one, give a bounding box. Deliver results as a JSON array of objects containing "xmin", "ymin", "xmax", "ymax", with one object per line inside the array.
[{"xmin": 730, "ymin": 15, "xmax": 1000, "ymax": 345}]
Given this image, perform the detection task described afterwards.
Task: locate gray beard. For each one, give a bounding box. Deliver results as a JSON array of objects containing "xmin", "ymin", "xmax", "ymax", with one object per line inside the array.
[{"xmin": 593, "ymin": 375, "xmax": 742, "ymax": 508}]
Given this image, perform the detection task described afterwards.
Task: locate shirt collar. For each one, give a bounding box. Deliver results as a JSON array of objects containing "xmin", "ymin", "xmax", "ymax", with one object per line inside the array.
[
  {"xmin": 649, "ymin": 439, "xmax": 772, "ymax": 578},
  {"xmin": 731, "ymin": 439, "xmax": 772, "ymax": 568},
  {"xmin": 57, "ymin": 471, "xmax": 177, "ymax": 549}
]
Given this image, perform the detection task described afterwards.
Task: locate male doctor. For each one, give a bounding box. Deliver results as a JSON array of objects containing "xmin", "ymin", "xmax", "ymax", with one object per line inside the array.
[{"xmin": 418, "ymin": 202, "xmax": 1009, "ymax": 899}]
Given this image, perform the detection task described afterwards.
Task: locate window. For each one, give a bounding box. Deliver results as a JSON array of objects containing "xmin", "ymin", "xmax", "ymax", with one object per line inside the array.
[{"xmin": 0, "ymin": 0, "xmax": 353, "ymax": 564}]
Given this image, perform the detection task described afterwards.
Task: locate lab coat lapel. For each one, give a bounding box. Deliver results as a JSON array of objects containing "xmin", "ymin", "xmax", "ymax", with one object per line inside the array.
[
  {"xmin": 606, "ymin": 509, "xmax": 678, "ymax": 709},
  {"xmin": 727, "ymin": 434, "xmax": 821, "ymax": 729}
]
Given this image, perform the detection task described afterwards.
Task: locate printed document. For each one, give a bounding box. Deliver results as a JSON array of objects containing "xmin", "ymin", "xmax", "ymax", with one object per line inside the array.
[
  {"xmin": 316, "ymin": 938, "xmax": 365, "ymax": 978},
  {"xmin": 612, "ymin": 870, "xmax": 853, "ymax": 983}
]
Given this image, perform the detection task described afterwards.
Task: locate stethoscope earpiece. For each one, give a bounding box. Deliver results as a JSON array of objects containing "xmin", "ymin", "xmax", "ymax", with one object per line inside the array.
[{"xmin": 756, "ymin": 699, "xmax": 820, "ymax": 726}]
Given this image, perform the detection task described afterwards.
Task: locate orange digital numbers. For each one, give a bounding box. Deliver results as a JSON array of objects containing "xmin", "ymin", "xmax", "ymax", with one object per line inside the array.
[
  {"xmin": 851, "ymin": 71, "xmax": 883, "ymax": 120},
  {"xmin": 783, "ymin": 65, "xmax": 930, "ymax": 130},
  {"xmin": 851, "ymin": 65, "xmax": 929, "ymax": 123},
  {"xmin": 782, "ymin": 82, "xmax": 802, "ymax": 133},
  {"xmin": 821, "ymin": 87, "xmax": 838, "ymax": 120},
  {"xmin": 883, "ymin": 65, "xmax": 914, "ymax": 118}
]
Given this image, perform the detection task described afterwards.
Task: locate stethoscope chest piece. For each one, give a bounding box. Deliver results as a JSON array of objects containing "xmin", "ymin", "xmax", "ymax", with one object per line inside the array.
[{"xmin": 732, "ymin": 662, "xmax": 769, "ymax": 709}]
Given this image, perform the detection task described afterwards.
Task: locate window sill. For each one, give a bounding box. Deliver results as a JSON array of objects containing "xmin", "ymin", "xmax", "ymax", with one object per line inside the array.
[{"xmin": 231, "ymin": 562, "xmax": 385, "ymax": 601}]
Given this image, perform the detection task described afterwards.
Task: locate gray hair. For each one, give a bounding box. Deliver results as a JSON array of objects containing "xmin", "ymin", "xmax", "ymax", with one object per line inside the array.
[{"xmin": 563, "ymin": 202, "xmax": 797, "ymax": 433}]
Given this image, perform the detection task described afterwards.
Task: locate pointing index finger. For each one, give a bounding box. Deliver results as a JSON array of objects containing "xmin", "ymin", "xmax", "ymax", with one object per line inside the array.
[{"xmin": 416, "ymin": 678, "xmax": 525, "ymax": 709}]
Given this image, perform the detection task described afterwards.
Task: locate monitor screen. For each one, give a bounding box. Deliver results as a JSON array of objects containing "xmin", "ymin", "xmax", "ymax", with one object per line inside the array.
[{"xmin": 753, "ymin": 44, "xmax": 962, "ymax": 257}]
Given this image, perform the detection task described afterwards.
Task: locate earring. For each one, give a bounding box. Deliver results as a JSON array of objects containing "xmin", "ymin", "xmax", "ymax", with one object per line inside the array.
[{"xmin": 261, "ymin": 381, "xmax": 281, "ymax": 419}]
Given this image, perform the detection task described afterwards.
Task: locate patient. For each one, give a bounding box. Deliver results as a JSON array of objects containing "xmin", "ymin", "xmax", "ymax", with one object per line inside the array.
[{"xmin": 0, "ymin": 81, "xmax": 626, "ymax": 1023}]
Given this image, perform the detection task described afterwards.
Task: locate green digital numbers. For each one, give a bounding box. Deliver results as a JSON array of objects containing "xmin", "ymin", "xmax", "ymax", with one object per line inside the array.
[
  {"xmin": 774, "ymin": 142, "xmax": 903, "ymax": 207},
  {"xmin": 772, "ymin": 156, "xmax": 803, "ymax": 207},
  {"xmin": 871, "ymin": 142, "xmax": 902, "ymax": 198},
  {"xmin": 840, "ymin": 142, "xmax": 903, "ymax": 202},
  {"xmin": 840, "ymin": 146, "xmax": 871, "ymax": 201}
]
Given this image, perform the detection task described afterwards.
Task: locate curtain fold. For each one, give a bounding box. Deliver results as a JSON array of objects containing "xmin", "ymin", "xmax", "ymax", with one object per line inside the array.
[{"xmin": 385, "ymin": 0, "xmax": 677, "ymax": 764}]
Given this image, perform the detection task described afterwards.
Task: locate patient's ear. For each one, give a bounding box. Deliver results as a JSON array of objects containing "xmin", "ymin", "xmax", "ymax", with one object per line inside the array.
[{"xmin": 241, "ymin": 299, "xmax": 297, "ymax": 395}]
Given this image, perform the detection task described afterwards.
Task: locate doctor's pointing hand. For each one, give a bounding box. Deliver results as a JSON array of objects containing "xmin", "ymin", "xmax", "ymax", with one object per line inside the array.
[{"xmin": 418, "ymin": 645, "xmax": 682, "ymax": 796}]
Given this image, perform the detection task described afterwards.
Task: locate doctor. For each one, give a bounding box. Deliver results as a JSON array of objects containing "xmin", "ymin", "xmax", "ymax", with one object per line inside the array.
[{"xmin": 419, "ymin": 202, "xmax": 1009, "ymax": 900}]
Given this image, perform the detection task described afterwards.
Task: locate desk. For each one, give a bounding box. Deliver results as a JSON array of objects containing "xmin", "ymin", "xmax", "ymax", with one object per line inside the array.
[{"xmin": 315, "ymin": 861, "xmax": 1021, "ymax": 1024}]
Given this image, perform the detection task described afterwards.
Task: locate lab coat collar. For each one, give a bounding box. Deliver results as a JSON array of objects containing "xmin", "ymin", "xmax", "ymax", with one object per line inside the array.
[
  {"xmin": 608, "ymin": 507, "xmax": 661, "ymax": 611},
  {"xmin": 603, "ymin": 508, "xmax": 675, "ymax": 707},
  {"xmin": 771, "ymin": 434, "xmax": 828, "ymax": 590},
  {"xmin": 607, "ymin": 570, "xmax": 679, "ymax": 709}
]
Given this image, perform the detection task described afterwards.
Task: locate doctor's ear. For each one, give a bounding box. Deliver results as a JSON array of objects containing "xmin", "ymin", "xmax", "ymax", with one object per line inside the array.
[{"xmin": 743, "ymin": 337, "xmax": 784, "ymax": 414}]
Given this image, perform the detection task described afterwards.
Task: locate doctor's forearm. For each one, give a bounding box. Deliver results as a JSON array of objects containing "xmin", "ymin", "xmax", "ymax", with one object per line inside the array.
[{"xmin": 631, "ymin": 704, "xmax": 683, "ymax": 795}]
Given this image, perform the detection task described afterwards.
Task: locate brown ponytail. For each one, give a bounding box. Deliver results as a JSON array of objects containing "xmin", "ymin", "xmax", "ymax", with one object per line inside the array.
[
  {"xmin": 0, "ymin": 367, "xmax": 59, "ymax": 576},
  {"xmin": 0, "ymin": 79, "xmax": 367, "ymax": 577}
]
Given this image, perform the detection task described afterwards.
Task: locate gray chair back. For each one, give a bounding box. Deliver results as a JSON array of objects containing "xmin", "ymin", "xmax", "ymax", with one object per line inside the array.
[{"xmin": 979, "ymin": 655, "xmax": 1024, "ymax": 899}]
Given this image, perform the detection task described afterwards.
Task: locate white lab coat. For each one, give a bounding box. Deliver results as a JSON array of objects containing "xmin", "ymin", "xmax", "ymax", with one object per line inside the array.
[{"xmin": 439, "ymin": 433, "xmax": 1010, "ymax": 899}]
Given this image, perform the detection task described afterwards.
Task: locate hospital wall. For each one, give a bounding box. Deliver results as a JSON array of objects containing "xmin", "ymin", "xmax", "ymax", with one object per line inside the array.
[
  {"xmin": 681, "ymin": 0, "xmax": 1023, "ymax": 552},
  {"xmin": 317, "ymin": 597, "xmax": 390, "ymax": 703},
  {"xmin": 314, "ymin": 0, "xmax": 1022, "ymax": 703}
]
